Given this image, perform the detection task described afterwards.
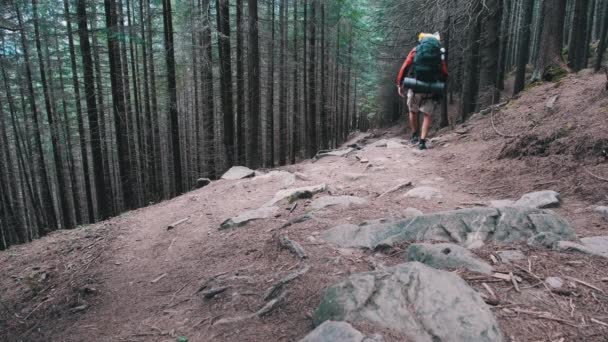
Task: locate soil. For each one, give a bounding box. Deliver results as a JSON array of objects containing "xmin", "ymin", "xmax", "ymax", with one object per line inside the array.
[{"xmin": 1, "ymin": 70, "xmax": 607, "ymax": 342}]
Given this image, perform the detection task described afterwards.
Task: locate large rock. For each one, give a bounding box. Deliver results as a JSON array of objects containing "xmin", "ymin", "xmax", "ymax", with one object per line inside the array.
[
  {"xmin": 264, "ymin": 184, "xmax": 327, "ymax": 207},
  {"xmin": 404, "ymin": 186, "xmax": 442, "ymax": 200},
  {"xmin": 406, "ymin": 243, "xmax": 493, "ymax": 274},
  {"xmin": 514, "ymin": 190, "xmax": 561, "ymax": 209},
  {"xmin": 311, "ymin": 196, "xmax": 368, "ymax": 210},
  {"xmin": 299, "ymin": 321, "xmax": 379, "ymax": 342},
  {"xmin": 558, "ymin": 236, "xmax": 608, "ymax": 258},
  {"xmin": 594, "ymin": 206, "xmax": 608, "ymax": 220},
  {"xmin": 313, "ymin": 262, "xmax": 503, "ymax": 342},
  {"xmin": 221, "ymin": 166, "xmax": 256, "ymax": 180},
  {"xmin": 314, "ymin": 148, "xmax": 354, "ymax": 160},
  {"xmin": 322, "ymin": 206, "xmax": 576, "ymax": 250},
  {"xmin": 220, "ymin": 206, "xmax": 279, "ymax": 230}
]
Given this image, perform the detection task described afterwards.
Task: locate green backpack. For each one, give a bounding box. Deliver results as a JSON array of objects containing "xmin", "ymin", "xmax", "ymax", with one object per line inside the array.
[{"xmin": 413, "ymin": 37, "xmax": 442, "ymax": 83}]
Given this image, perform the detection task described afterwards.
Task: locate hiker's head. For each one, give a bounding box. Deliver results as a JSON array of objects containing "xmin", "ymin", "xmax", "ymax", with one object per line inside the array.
[{"xmin": 418, "ymin": 32, "xmax": 441, "ymax": 42}]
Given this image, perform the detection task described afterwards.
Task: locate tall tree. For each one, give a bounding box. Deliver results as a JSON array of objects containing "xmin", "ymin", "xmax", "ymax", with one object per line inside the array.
[
  {"xmin": 307, "ymin": 0, "xmax": 317, "ymax": 156},
  {"xmin": 14, "ymin": 2, "xmax": 57, "ymax": 230},
  {"xmin": 104, "ymin": 0, "xmax": 136, "ymax": 208},
  {"xmin": 163, "ymin": 0, "xmax": 183, "ymax": 195},
  {"xmin": 248, "ymin": 0, "xmax": 261, "ymax": 169},
  {"xmin": 568, "ymin": 0, "xmax": 590, "ymax": 71},
  {"xmin": 236, "ymin": 0, "xmax": 246, "ymax": 165},
  {"xmin": 216, "ymin": 0, "xmax": 235, "ymax": 169},
  {"xmin": 265, "ymin": 0, "xmax": 275, "ymax": 167},
  {"xmin": 76, "ymin": 0, "xmax": 110, "ymax": 220},
  {"xmin": 291, "ymin": 0, "xmax": 299, "ymax": 164},
  {"xmin": 201, "ymin": 0, "xmax": 216, "ymax": 178},
  {"xmin": 63, "ymin": 0, "xmax": 94, "ymax": 222},
  {"xmin": 513, "ymin": 0, "xmax": 535, "ymax": 94},
  {"xmin": 31, "ymin": 0, "xmax": 74, "ymax": 229},
  {"xmin": 533, "ymin": 0, "xmax": 568, "ymax": 81},
  {"xmin": 595, "ymin": 0, "xmax": 608, "ymax": 71},
  {"xmin": 461, "ymin": 0, "xmax": 483, "ymax": 119},
  {"xmin": 278, "ymin": 0, "xmax": 288, "ymax": 165}
]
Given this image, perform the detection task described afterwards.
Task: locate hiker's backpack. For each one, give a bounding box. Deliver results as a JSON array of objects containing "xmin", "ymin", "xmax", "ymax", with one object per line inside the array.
[{"xmin": 413, "ymin": 37, "xmax": 442, "ymax": 83}]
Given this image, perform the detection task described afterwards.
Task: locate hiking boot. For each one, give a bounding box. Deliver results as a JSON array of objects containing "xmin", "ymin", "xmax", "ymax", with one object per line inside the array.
[
  {"xmin": 410, "ymin": 132, "xmax": 420, "ymax": 144},
  {"xmin": 418, "ymin": 139, "xmax": 427, "ymax": 150}
]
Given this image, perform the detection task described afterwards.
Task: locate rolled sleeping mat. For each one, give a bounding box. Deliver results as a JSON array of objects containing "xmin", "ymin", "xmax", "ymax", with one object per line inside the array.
[{"xmin": 401, "ymin": 77, "xmax": 445, "ymax": 94}]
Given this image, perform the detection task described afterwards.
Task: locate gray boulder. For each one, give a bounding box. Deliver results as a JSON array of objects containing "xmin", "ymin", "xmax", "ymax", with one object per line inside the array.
[
  {"xmin": 489, "ymin": 199, "xmax": 515, "ymax": 208},
  {"xmin": 404, "ymin": 186, "xmax": 442, "ymax": 200},
  {"xmin": 220, "ymin": 206, "xmax": 279, "ymax": 230},
  {"xmin": 313, "ymin": 262, "xmax": 503, "ymax": 342},
  {"xmin": 555, "ymin": 236, "xmax": 608, "ymax": 258},
  {"xmin": 594, "ymin": 206, "xmax": 608, "ymax": 219},
  {"xmin": 322, "ymin": 206, "xmax": 576, "ymax": 250},
  {"xmin": 406, "ymin": 243, "xmax": 493, "ymax": 274},
  {"xmin": 311, "ymin": 196, "xmax": 368, "ymax": 210},
  {"xmin": 314, "ymin": 148, "xmax": 354, "ymax": 160},
  {"xmin": 196, "ymin": 178, "xmax": 211, "ymax": 188},
  {"xmin": 299, "ymin": 321, "xmax": 379, "ymax": 342},
  {"xmin": 221, "ymin": 166, "xmax": 256, "ymax": 180},
  {"xmin": 264, "ymin": 184, "xmax": 327, "ymax": 207},
  {"xmin": 497, "ymin": 250, "xmax": 526, "ymax": 263},
  {"xmin": 514, "ymin": 190, "xmax": 561, "ymax": 209}
]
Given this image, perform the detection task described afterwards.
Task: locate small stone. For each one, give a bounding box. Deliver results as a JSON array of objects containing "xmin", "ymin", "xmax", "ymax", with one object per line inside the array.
[
  {"xmin": 497, "ymin": 250, "xmax": 525, "ymax": 263},
  {"xmin": 594, "ymin": 206, "xmax": 608, "ymax": 220},
  {"xmin": 545, "ymin": 277, "xmax": 564, "ymax": 289},
  {"xmin": 70, "ymin": 305, "xmax": 88, "ymax": 313},
  {"xmin": 196, "ymin": 178, "xmax": 211, "ymax": 188},
  {"xmin": 545, "ymin": 95, "xmax": 559, "ymax": 113},
  {"xmin": 343, "ymin": 173, "xmax": 367, "ymax": 182},
  {"xmin": 221, "ymin": 166, "xmax": 256, "ymax": 180},
  {"xmin": 220, "ymin": 207, "xmax": 280, "ymax": 230},
  {"xmin": 489, "ymin": 200, "xmax": 516, "ymax": 208},
  {"xmin": 311, "ymin": 196, "xmax": 368, "ymax": 210},
  {"xmin": 264, "ymin": 184, "xmax": 327, "ymax": 207},
  {"xmin": 514, "ymin": 190, "xmax": 560, "ymax": 209},
  {"xmin": 359, "ymin": 158, "xmax": 369, "ymax": 164},
  {"xmin": 404, "ymin": 186, "xmax": 442, "ymax": 200}
]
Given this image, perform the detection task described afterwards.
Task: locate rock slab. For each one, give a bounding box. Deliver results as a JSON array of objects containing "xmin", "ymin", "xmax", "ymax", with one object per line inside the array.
[
  {"xmin": 322, "ymin": 207, "xmax": 576, "ymax": 250},
  {"xmin": 514, "ymin": 190, "xmax": 560, "ymax": 209},
  {"xmin": 299, "ymin": 321, "xmax": 369, "ymax": 342},
  {"xmin": 264, "ymin": 184, "xmax": 327, "ymax": 207},
  {"xmin": 220, "ymin": 206, "xmax": 279, "ymax": 230},
  {"xmin": 221, "ymin": 166, "xmax": 256, "ymax": 180},
  {"xmin": 311, "ymin": 196, "xmax": 368, "ymax": 210},
  {"xmin": 404, "ymin": 186, "xmax": 442, "ymax": 200},
  {"xmin": 556, "ymin": 236, "xmax": 608, "ymax": 258},
  {"xmin": 313, "ymin": 262, "xmax": 503, "ymax": 342},
  {"xmin": 406, "ymin": 243, "xmax": 493, "ymax": 274}
]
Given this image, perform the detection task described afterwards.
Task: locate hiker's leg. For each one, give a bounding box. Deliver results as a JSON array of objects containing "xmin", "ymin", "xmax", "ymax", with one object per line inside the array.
[
  {"xmin": 409, "ymin": 111, "xmax": 418, "ymax": 133},
  {"xmin": 420, "ymin": 113, "xmax": 432, "ymax": 140}
]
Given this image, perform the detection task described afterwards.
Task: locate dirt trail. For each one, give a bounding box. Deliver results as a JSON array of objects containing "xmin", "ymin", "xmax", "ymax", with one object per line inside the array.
[{"xmin": 2, "ymin": 73, "xmax": 608, "ymax": 341}]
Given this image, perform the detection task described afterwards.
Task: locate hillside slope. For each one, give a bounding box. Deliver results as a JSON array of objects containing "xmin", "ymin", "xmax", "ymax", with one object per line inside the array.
[{"xmin": 1, "ymin": 71, "xmax": 607, "ymax": 342}]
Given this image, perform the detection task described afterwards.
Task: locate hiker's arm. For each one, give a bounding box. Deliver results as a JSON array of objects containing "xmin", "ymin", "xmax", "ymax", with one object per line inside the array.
[{"xmin": 397, "ymin": 49, "xmax": 416, "ymax": 87}]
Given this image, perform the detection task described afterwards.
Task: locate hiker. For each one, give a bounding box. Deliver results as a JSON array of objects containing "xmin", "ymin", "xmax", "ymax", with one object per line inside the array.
[{"xmin": 397, "ymin": 32, "xmax": 448, "ymax": 150}]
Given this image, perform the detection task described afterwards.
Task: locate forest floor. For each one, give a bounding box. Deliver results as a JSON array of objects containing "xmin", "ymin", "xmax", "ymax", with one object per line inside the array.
[{"xmin": 2, "ymin": 70, "xmax": 608, "ymax": 342}]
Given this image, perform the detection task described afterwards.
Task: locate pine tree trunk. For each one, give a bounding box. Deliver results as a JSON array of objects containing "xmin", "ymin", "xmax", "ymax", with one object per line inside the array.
[
  {"xmin": 63, "ymin": 0, "xmax": 94, "ymax": 222},
  {"xmin": 15, "ymin": 3, "xmax": 58, "ymax": 231},
  {"xmin": 533, "ymin": 0, "xmax": 568, "ymax": 81},
  {"xmin": 265, "ymin": 0, "xmax": 276, "ymax": 168},
  {"xmin": 513, "ymin": 0, "xmax": 535, "ymax": 94},
  {"xmin": 216, "ymin": 0, "xmax": 235, "ymax": 170},
  {"xmin": 76, "ymin": 0, "xmax": 110, "ymax": 220},
  {"xmin": 291, "ymin": 0, "xmax": 299, "ymax": 164},
  {"xmin": 162, "ymin": 0, "xmax": 183, "ymax": 195},
  {"xmin": 595, "ymin": 0, "xmax": 608, "ymax": 70},
  {"xmin": 479, "ymin": 0, "xmax": 502, "ymax": 108},
  {"xmin": 202, "ymin": 0, "xmax": 217, "ymax": 178},
  {"xmin": 319, "ymin": 3, "xmax": 328, "ymax": 149},
  {"xmin": 497, "ymin": 0, "xmax": 511, "ymax": 91},
  {"xmin": 248, "ymin": 0, "xmax": 261, "ymax": 169},
  {"xmin": 461, "ymin": 0, "xmax": 483, "ymax": 120},
  {"xmin": 307, "ymin": 0, "xmax": 317, "ymax": 157},
  {"xmin": 279, "ymin": 0, "xmax": 288, "ymax": 165},
  {"xmin": 236, "ymin": 0, "xmax": 246, "ymax": 165},
  {"xmin": 146, "ymin": 0, "xmax": 163, "ymax": 197},
  {"xmin": 568, "ymin": 0, "xmax": 590, "ymax": 71}
]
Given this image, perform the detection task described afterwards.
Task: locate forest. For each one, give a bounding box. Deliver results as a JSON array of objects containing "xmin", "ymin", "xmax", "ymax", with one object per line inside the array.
[{"xmin": 1, "ymin": 0, "xmax": 608, "ymax": 250}]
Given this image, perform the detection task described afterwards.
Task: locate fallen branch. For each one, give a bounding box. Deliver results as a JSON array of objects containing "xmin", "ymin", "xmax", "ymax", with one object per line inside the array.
[
  {"xmin": 513, "ymin": 308, "xmax": 578, "ymax": 327},
  {"xmin": 584, "ymin": 168, "xmax": 608, "ymax": 182},
  {"xmin": 509, "ymin": 272, "xmax": 520, "ymax": 292},
  {"xmin": 279, "ymin": 235, "xmax": 307, "ymax": 259},
  {"xmin": 482, "ymin": 282, "xmax": 497, "ymax": 299},
  {"xmin": 566, "ymin": 276, "xmax": 606, "ymax": 294},
  {"xmin": 167, "ymin": 218, "xmax": 189, "ymax": 230},
  {"xmin": 279, "ymin": 214, "xmax": 312, "ymax": 229},
  {"xmin": 200, "ymin": 286, "xmax": 230, "ymax": 299},
  {"xmin": 591, "ymin": 318, "xmax": 608, "ymax": 327},
  {"xmin": 151, "ymin": 273, "xmax": 168, "ymax": 284},
  {"xmin": 213, "ymin": 291, "xmax": 288, "ymax": 325},
  {"xmin": 263, "ymin": 265, "xmax": 310, "ymax": 301},
  {"xmin": 378, "ymin": 180, "xmax": 413, "ymax": 198}
]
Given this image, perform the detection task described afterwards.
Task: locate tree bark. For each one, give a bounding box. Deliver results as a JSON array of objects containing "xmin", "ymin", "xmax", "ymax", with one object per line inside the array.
[
  {"xmin": 533, "ymin": 0, "xmax": 568, "ymax": 81},
  {"xmin": 248, "ymin": 0, "xmax": 261, "ymax": 169},
  {"xmin": 513, "ymin": 0, "xmax": 534, "ymax": 94},
  {"xmin": 216, "ymin": 0, "xmax": 235, "ymax": 170}
]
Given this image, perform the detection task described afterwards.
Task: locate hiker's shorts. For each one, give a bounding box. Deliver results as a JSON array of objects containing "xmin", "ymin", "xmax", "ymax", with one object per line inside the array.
[{"xmin": 407, "ymin": 90, "xmax": 439, "ymax": 118}]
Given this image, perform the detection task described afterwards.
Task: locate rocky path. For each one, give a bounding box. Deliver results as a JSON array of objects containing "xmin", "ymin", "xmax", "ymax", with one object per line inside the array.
[{"xmin": 2, "ymin": 131, "xmax": 608, "ymax": 342}]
